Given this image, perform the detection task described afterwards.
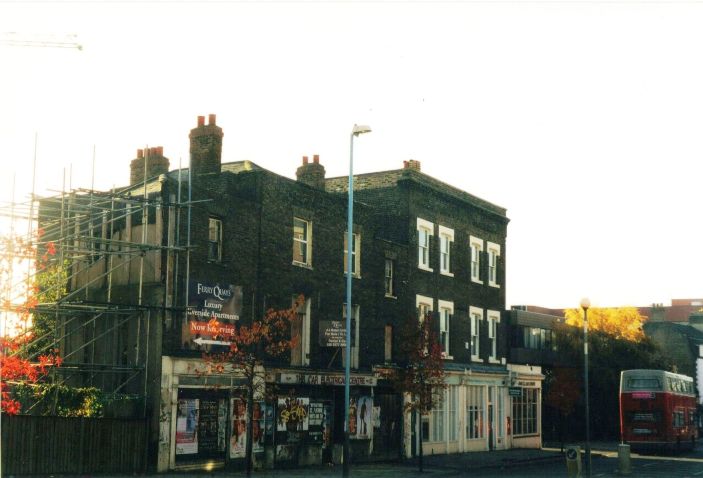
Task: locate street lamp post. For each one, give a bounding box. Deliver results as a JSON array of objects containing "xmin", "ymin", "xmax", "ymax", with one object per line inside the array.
[
  {"xmin": 580, "ymin": 297, "xmax": 591, "ymax": 478},
  {"xmin": 344, "ymin": 124, "xmax": 371, "ymax": 478}
]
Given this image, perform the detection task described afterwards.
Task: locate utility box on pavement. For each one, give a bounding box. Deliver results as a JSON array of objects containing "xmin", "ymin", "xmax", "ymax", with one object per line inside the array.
[{"xmin": 565, "ymin": 445, "xmax": 582, "ymax": 477}]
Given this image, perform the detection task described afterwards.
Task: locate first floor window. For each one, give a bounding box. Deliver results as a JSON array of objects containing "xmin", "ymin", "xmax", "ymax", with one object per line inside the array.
[
  {"xmin": 438, "ymin": 300, "xmax": 453, "ymax": 358},
  {"xmin": 470, "ymin": 307, "xmax": 482, "ymax": 360},
  {"xmin": 384, "ymin": 325, "xmax": 393, "ymax": 362},
  {"xmin": 470, "ymin": 236, "xmax": 483, "ymax": 283},
  {"xmin": 487, "ymin": 311, "xmax": 500, "ymax": 361},
  {"xmin": 417, "ymin": 218, "xmax": 434, "ymax": 271},
  {"xmin": 291, "ymin": 296, "xmax": 311, "ymax": 366},
  {"xmin": 208, "ymin": 217, "xmax": 222, "ymax": 262},
  {"xmin": 466, "ymin": 385, "xmax": 484, "ymax": 440},
  {"xmin": 384, "ymin": 258, "xmax": 395, "ymax": 297},
  {"xmin": 487, "ymin": 241, "xmax": 501, "ymax": 287},
  {"xmin": 342, "ymin": 304, "xmax": 360, "ymax": 369},
  {"xmin": 344, "ymin": 232, "xmax": 361, "ymax": 276},
  {"xmin": 512, "ymin": 388, "xmax": 539, "ymax": 436},
  {"xmin": 438, "ymin": 226, "xmax": 454, "ymax": 275}
]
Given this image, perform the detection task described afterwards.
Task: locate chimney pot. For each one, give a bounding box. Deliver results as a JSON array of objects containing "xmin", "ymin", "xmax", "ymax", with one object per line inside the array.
[
  {"xmin": 303, "ymin": 156, "xmax": 309, "ymax": 165},
  {"xmin": 208, "ymin": 114, "xmax": 216, "ymax": 125},
  {"xmin": 313, "ymin": 154, "xmax": 319, "ymax": 164},
  {"xmin": 197, "ymin": 116, "xmax": 205, "ymax": 127},
  {"xmin": 157, "ymin": 146, "xmax": 163, "ymax": 156},
  {"xmin": 403, "ymin": 160, "xmax": 409, "ymax": 169},
  {"xmin": 137, "ymin": 149, "xmax": 143, "ymax": 159}
]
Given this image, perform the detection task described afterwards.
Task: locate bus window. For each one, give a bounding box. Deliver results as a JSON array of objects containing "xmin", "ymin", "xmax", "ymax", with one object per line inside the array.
[{"xmin": 628, "ymin": 378, "xmax": 661, "ymax": 390}]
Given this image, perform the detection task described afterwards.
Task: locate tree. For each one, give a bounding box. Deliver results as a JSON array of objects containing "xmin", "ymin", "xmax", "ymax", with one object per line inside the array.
[
  {"xmin": 1, "ymin": 232, "xmax": 62, "ymax": 415},
  {"xmin": 543, "ymin": 367, "xmax": 581, "ymax": 450},
  {"xmin": 563, "ymin": 306, "xmax": 645, "ymax": 342},
  {"xmin": 551, "ymin": 313, "xmax": 672, "ymax": 439},
  {"xmin": 383, "ymin": 312, "xmax": 446, "ymax": 472},
  {"xmin": 197, "ymin": 295, "xmax": 302, "ymax": 477}
]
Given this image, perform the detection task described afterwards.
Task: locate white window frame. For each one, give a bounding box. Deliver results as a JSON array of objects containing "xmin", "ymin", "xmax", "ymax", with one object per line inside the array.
[
  {"xmin": 487, "ymin": 310, "xmax": 501, "ymax": 363},
  {"xmin": 416, "ymin": 294, "xmax": 434, "ymax": 322},
  {"xmin": 416, "ymin": 218, "xmax": 434, "ymax": 272},
  {"xmin": 438, "ymin": 225, "xmax": 454, "ymax": 277},
  {"xmin": 470, "ymin": 236, "xmax": 483, "ymax": 284},
  {"xmin": 291, "ymin": 296, "xmax": 311, "ymax": 366},
  {"xmin": 487, "ymin": 241, "xmax": 500, "ymax": 288},
  {"xmin": 342, "ymin": 304, "xmax": 360, "ymax": 369},
  {"xmin": 469, "ymin": 306, "xmax": 483, "ymax": 362},
  {"xmin": 344, "ymin": 232, "xmax": 361, "ymax": 278},
  {"xmin": 438, "ymin": 300, "xmax": 453, "ymax": 359},
  {"xmin": 384, "ymin": 258, "xmax": 395, "ymax": 298},
  {"xmin": 208, "ymin": 217, "xmax": 222, "ymax": 262},
  {"xmin": 293, "ymin": 217, "xmax": 312, "ymax": 267}
]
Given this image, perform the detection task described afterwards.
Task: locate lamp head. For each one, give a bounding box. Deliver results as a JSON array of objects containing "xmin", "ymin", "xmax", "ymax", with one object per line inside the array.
[
  {"xmin": 352, "ymin": 124, "xmax": 372, "ymax": 136},
  {"xmin": 580, "ymin": 297, "xmax": 591, "ymax": 310}
]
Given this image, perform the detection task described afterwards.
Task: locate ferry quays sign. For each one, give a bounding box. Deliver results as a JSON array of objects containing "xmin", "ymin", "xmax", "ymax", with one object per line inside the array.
[
  {"xmin": 275, "ymin": 372, "xmax": 377, "ymax": 387},
  {"xmin": 184, "ymin": 282, "xmax": 242, "ymax": 349}
]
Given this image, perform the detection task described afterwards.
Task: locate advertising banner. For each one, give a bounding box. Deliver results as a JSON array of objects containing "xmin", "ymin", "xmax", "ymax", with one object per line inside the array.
[{"xmin": 184, "ymin": 282, "xmax": 242, "ymax": 350}]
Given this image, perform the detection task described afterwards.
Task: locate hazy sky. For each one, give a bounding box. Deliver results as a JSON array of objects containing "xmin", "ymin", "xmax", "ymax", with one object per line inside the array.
[{"xmin": 1, "ymin": 1, "xmax": 701, "ymax": 309}]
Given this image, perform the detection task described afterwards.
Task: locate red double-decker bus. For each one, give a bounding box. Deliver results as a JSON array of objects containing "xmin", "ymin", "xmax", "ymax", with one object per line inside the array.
[{"xmin": 620, "ymin": 369, "xmax": 698, "ymax": 452}]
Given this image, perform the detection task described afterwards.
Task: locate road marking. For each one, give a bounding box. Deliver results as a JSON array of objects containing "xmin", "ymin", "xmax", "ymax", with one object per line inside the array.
[
  {"xmin": 643, "ymin": 463, "xmax": 656, "ymax": 467},
  {"xmin": 692, "ymin": 470, "xmax": 703, "ymax": 476}
]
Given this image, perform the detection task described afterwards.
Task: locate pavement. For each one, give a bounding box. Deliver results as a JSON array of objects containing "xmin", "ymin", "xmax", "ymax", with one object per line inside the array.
[{"xmin": 97, "ymin": 443, "xmax": 618, "ymax": 477}]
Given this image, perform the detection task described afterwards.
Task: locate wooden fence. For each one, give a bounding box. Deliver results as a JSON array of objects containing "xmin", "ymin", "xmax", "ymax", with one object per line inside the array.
[{"xmin": 1, "ymin": 415, "xmax": 147, "ymax": 475}]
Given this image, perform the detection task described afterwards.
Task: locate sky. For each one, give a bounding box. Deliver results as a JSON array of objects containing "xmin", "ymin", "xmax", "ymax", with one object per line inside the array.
[{"xmin": 1, "ymin": 0, "xmax": 701, "ymax": 309}]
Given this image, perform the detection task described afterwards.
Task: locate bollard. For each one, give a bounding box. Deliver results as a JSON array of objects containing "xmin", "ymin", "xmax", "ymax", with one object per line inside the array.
[
  {"xmin": 617, "ymin": 443, "xmax": 631, "ymax": 475},
  {"xmin": 565, "ymin": 444, "xmax": 582, "ymax": 477}
]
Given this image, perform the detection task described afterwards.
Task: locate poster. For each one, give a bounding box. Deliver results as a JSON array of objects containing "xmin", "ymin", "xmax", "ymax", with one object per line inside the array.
[
  {"xmin": 355, "ymin": 396, "xmax": 373, "ymax": 439},
  {"xmin": 198, "ymin": 399, "xmax": 220, "ymax": 453},
  {"xmin": 276, "ymin": 397, "xmax": 309, "ymax": 432},
  {"xmin": 230, "ymin": 398, "xmax": 247, "ymax": 458},
  {"xmin": 176, "ymin": 399, "xmax": 199, "ymax": 455},
  {"xmin": 252, "ymin": 401, "xmax": 264, "ymax": 452},
  {"xmin": 372, "ymin": 405, "xmax": 381, "ymax": 429}
]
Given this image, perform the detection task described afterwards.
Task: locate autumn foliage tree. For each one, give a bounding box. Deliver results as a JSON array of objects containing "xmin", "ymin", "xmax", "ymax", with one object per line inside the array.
[
  {"xmin": 550, "ymin": 307, "xmax": 671, "ymax": 439},
  {"xmin": 384, "ymin": 312, "xmax": 446, "ymax": 472},
  {"xmin": 198, "ymin": 295, "xmax": 302, "ymax": 477},
  {"xmin": 0, "ymin": 232, "xmax": 62, "ymax": 415}
]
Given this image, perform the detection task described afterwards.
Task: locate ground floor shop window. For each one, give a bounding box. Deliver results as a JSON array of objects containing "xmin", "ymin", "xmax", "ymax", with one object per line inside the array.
[
  {"xmin": 512, "ymin": 388, "xmax": 539, "ymax": 435},
  {"xmin": 466, "ymin": 385, "xmax": 484, "ymax": 440}
]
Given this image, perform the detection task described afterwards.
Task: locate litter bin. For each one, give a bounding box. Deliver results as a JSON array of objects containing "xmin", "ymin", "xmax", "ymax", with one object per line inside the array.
[{"xmin": 565, "ymin": 444, "xmax": 582, "ymax": 477}]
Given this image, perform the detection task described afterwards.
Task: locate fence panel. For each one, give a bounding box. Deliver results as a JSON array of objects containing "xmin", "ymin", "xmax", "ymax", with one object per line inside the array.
[{"xmin": 1, "ymin": 415, "xmax": 147, "ymax": 475}]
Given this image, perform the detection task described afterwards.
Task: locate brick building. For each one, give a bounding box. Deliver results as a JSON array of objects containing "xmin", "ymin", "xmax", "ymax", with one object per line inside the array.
[{"xmin": 45, "ymin": 115, "xmax": 542, "ymax": 473}]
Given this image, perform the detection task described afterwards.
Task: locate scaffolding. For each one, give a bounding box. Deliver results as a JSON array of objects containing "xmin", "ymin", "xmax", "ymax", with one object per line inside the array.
[{"xmin": 0, "ymin": 155, "xmax": 192, "ymax": 417}]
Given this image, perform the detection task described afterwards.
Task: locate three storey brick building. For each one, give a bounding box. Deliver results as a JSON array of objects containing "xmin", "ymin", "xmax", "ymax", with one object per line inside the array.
[{"xmin": 49, "ymin": 115, "xmax": 543, "ymax": 473}]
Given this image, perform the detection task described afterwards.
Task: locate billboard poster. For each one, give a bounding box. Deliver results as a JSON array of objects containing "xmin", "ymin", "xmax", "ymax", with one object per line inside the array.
[
  {"xmin": 230, "ymin": 398, "xmax": 247, "ymax": 458},
  {"xmin": 184, "ymin": 282, "xmax": 242, "ymax": 350},
  {"xmin": 276, "ymin": 397, "xmax": 309, "ymax": 432},
  {"xmin": 176, "ymin": 399, "xmax": 199, "ymax": 455},
  {"xmin": 355, "ymin": 396, "xmax": 373, "ymax": 439},
  {"xmin": 229, "ymin": 398, "xmax": 265, "ymax": 459}
]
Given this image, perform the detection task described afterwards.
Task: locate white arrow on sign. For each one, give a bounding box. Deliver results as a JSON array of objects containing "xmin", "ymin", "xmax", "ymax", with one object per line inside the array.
[{"xmin": 193, "ymin": 337, "xmax": 231, "ymax": 346}]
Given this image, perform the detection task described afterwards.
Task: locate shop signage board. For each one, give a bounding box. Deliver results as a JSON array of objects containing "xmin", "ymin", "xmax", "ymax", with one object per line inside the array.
[
  {"xmin": 508, "ymin": 387, "xmax": 522, "ymax": 397},
  {"xmin": 277, "ymin": 372, "xmax": 377, "ymax": 387},
  {"xmin": 184, "ymin": 282, "xmax": 242, "ymax": 350}
]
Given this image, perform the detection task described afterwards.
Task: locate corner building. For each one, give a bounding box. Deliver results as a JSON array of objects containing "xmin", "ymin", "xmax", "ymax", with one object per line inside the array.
[{"xmin": 49, "ymin": 115, "xmax": 542, "ymax": 473}]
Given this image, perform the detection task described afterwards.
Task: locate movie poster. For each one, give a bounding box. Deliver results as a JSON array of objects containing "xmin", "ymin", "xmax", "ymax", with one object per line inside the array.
[
  {"xmin": 176, "ymin": 399, "xmax": 199, "ymax": 455},
  {"xmin": 230, "ymin": 398, "xmax": 247, "ymax": 458},
  {"xmin": 355, "ymin": 396, "xmax": 373, "ymax": 440}
]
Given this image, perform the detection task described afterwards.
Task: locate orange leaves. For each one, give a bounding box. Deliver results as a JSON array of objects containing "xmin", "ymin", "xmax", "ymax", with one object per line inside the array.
[
  {"xmin": 564, "ymin": 306, "xmax": 646, "ymax": 342},
  {"xmin": 201, "ymin": 295, "xmax": 304, "ymax": 377}
]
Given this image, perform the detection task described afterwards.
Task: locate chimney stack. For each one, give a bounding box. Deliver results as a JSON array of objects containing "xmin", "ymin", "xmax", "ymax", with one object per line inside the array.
[
  {"xmin": 296, "ymin": 154, "xmax": 326, "ymax": 189},
  {"xmin": 404, "ymin": 159, "xmax": 421, "ymax": 171},
  {"xmin": 130, "ymin": 147, "xmax": 170, "ymax": 185},
  {"xmin": 189, "ymin": 113, "xmax": 224, "ymax": 176}
]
